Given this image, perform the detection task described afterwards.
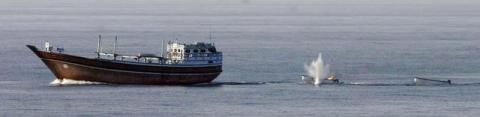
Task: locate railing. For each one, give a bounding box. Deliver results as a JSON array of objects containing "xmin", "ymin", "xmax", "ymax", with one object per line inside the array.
[{"xmin": 98, "ymin": 52, "xmax": 223, "ymax": 65}]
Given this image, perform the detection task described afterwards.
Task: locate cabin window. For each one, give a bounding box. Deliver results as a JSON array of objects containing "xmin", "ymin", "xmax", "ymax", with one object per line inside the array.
[
  {"xmin": 185, "ymin": 49, "xmax": 190, "ymax": 53},
  {"xmin": 200, "ymin": 49, "xmax": 206, "ymax": 53},
  {"xmin": 193, "ymin": 49, "xmax": 199, "ymax": 53}
]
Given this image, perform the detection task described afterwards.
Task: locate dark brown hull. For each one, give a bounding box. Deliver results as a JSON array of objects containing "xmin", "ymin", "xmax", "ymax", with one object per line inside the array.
[{"xmin": 27, "ymin": 45, "xmax": 222, "ymax": 85}]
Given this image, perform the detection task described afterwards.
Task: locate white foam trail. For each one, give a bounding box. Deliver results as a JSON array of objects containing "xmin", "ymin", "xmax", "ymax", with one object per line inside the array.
[
  {"xmin": 304, "ymin": 53, "xmax": 330, "ymax": 86},
  {"xmin": 50, "ymin": 79, "xmax": 104, "ymax": 86},
  {"xmin": 49, "ymin": 79, "xmax": 63, "ymax": 85}
]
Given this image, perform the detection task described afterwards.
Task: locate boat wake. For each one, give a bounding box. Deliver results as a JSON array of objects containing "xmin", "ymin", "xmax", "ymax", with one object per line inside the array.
[
  {"xmin": 190, "ymin": 81, "xmax": 290, "ymax": 87},
  {"xmin": 343, "ymin": 82, "xmax": 416, "ymax": 86},
  {"xmin": 212, "ymin": 82, "xmax": 267, "ymax": 85},
  {"xmin": 328, "ymin": 82, "xmax": 480, "ymax": 86},
  {"xmin": 49, "ymin": 79, "xmax": 105, "ymax": 86},
  {"xmin": 47, "ymin": 78, "xmax": 480, "ymax": 87}
]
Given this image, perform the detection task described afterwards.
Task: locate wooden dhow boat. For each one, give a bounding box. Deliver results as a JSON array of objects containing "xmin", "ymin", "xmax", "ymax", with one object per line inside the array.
[{"xmin": 27, "ymin": 35, "xmax": 223, "ymax": 85}]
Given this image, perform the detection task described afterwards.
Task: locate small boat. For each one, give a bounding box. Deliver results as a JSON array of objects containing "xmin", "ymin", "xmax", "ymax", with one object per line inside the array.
[
  {"xmin": 27, "ymin": 35, "xmax": 223, "ymax": 85},
  {"xmin": 325, "ymin": 75, "xmax": 341, "ymax": 84},
  {"xmin": 414, "ymin": 77, "xmax": 452, "ymax": 85},
  {"xmin": 300, "ymin": 74, "xmax": 341, "ymax": 84},
  {"xmin": 300, "ymin": 75, "xmax": 314, "ymax": 83}
]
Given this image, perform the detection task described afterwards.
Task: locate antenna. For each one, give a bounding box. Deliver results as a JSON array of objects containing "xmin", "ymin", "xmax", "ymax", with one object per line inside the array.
[
  {"xmin": 97, "ymin": 35, "xmax": 102, "ymax": 58},
  {"xmin": 210, "ymin": 32, "xmax": 215, "ymax": 46},
  {"xmin": 113, "ymin": 36, "xmax": 118, "ymax": 60},
  {"xmin": 208, "ymin": 25, "xmax": 214, "ymax": 45},
  {"xmin": 161, "ymin": 40, "xmax": 164, "ymax": 57},
  {"xmin": 209, "ymin": 32, "xmax": 212, "ymax": 43}
]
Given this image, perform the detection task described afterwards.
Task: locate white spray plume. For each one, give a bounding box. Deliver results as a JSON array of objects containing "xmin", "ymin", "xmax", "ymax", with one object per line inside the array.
[{"xmin": 304, "ymin": 53, "xmax": 330, "ymax": 86}]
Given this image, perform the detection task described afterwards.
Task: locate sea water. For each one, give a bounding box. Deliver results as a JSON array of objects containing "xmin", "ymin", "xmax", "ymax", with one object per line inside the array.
[{"xmin": 1, "ymin": 0, "xmax": 480, "ymax": 116}]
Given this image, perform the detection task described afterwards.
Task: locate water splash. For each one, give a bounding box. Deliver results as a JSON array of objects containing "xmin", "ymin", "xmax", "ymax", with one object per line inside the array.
[
  {"xmin": 304, "ymin": 53, "xmax": 330, "ymax": 86},
  {"xmin": 50, "ymin": 79, "xmax": 104, "ymax": 86},
  {"xmin": 49, "ymin": 79, "xmax": 62, "ymax": 85}
]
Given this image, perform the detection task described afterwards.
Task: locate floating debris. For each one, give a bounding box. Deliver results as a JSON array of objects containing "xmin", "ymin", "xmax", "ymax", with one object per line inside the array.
[{"xmin": 414, "ymin": 77, "xmax": 452, "ymax": 85}]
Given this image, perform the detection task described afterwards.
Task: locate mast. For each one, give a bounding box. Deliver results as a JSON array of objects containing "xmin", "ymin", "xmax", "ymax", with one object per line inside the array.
[
  {"xmin": 97, "ymin": 35, "xmax": 102, "ymax": 58},
  {"xmin": 161, "ymin": 40, "xmax": 164, "ymax": 57},
  {"xmin": 208, "ymin": 26, "xmax": 212, "ymax": 44},
  {"xmin": 210, "ymin": 32, "xmax": 215, "ymax": 46},
  {"xmin": 209, "ymin": 26, "xmax": 215, "ymax": 46},
  {"xmin": 113, "ymin": 36, "xmax": 117, "ymax": 60},
  {"xmin": 209, "ymin": 32, "xmax": 212, "ymax": 43}
]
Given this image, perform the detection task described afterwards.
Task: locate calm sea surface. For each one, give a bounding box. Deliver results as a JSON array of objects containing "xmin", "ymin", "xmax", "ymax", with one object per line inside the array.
[{"xmin": 1, "ymin": 0, "xmax": 480, "ymax": 116}]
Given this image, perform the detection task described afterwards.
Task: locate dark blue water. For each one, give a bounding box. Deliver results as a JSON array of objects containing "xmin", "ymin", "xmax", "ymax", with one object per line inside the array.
[{"xmin": 1, "ymin": 0, "xmax": 480, "ymax": 116}]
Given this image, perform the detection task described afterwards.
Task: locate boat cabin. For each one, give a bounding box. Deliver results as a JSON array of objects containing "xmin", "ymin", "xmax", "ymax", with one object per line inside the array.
[{"xmin": 166, "ymin": 41, "xmax": 222, "ymax": 65}]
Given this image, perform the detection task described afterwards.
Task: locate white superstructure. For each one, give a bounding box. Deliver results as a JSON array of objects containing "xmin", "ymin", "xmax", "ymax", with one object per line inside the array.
[{"xmin": 166, "ymin": 41, "xmax": 222, "ymax": 65}]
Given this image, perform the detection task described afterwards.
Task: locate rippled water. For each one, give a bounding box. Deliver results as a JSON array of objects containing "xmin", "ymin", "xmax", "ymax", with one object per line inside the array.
[{"xmin": 1, "ymin": 0, "xmax": 480, "ymax": 116}]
